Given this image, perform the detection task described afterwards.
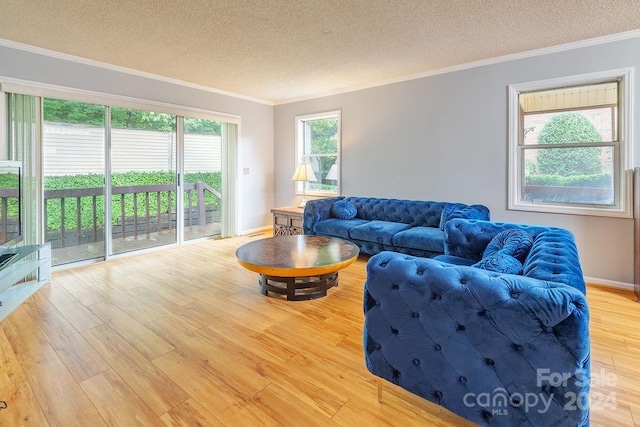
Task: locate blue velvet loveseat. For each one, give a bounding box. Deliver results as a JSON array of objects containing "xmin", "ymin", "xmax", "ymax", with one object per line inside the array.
[
  {"xmin": 363, "ymin": 219, "xmax": 590, "ymax": 426},
  {"xmin": 303, "ymin": 196, "xmax": 489, "ymax": 257}
]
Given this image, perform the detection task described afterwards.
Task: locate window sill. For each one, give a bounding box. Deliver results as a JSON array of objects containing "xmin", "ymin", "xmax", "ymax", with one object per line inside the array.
[{"xmin": 508, "ymin": 200, "xmax": 632, "ymax": 219}]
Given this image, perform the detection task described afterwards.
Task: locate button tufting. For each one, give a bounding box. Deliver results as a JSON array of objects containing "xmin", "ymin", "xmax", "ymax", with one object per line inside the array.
[
  {"xmin": 392, "ymin": 284, "xmax": 399, "ymax": 290},
  {"xmin": 434, "ymin": 344, "xmax": 441, "ymax": 351},
  {"xmin": 459, "ymin": 376, "xmax": 467, "ymax": 384},
  {"xmin": 486, "ymin": 358, "xmax": 495, "ymax": 365},
  {"xmin": 375, "ymin": 301, "xmax": 381, "ymax": 306},
  {"xmin": 411, "ymin": 312, "xmax": 419, "ymax": 318},
  {"xmin": 413, "ymin": 359, "xmax": 420, "ymax": 365},
  {"xmin": 460, "ymin": 278, "xmax": 468, "ymax": 285},
  {"xmin": 380, "ymin": 262, "xmax": 388, "ymax": 267},
  {"xmin": 435, "ymin": 390, "xmax": 443, "ymax": 398},
  {"xmin": 391, "ymin": 328, "xmax": 399, "ymax": 335},
  {"xmin": 457, "ymin": 324, "xmax": 466, "ymax": 331},
  {"xmin": 511, "ymin": 293, "xmax": 520, "ymax": 299}
]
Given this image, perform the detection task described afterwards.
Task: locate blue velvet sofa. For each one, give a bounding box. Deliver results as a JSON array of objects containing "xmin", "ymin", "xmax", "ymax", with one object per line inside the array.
[
  {"xmin": 303, "ymin": 196, "xmax": 489, "ymax": 257},
  {"xmin": 363, "ymin": 219, "xmax": 590, "ymax": 426}
]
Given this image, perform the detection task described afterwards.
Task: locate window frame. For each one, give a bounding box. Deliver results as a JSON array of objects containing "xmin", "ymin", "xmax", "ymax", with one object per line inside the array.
[
  {"xmin": 294, "ymin": 110, "xmax": 341, "ymax": 197},
  {"xmin": 508, "ymin": 68, "xmax": 634, "ymax": 218}
]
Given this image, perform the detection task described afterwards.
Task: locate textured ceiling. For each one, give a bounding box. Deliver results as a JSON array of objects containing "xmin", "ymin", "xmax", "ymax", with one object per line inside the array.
[{"xmin": 1, "ymin": 0, "xmax": 639, "ymax": 104}]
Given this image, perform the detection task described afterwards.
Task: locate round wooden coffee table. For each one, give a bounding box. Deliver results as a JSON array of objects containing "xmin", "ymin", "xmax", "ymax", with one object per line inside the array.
[{"xmin": 235, "ymin": 235, "xmax": 360, "ymax": 301}]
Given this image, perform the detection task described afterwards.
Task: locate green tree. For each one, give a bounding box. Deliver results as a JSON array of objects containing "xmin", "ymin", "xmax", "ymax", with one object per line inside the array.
[
  {"xmin": 43, "ymin": 99, "xmax": 220, "ymax": 134},
  {"xmin": 308, "ymin": 119, "xmax": 338, "ymax": 182},
  {"xmin": 536, "ymin": 112, "xmax": 602, "ymax": 176}
]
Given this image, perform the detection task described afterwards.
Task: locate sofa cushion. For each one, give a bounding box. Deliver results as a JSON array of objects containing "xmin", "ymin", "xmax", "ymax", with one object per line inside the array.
[
  {"xmin": 349, "ymin": 220, "xmax": 411, "ymax": 245},
  {"xmin": 473, "ymin": 254, "xmax": 523, "ymax": 274},
  {"xmin": 314, "ymin": 218, "xmax": 369, "ymax": 239},
  {"xmin": 331, "ymin": 199, "xmax": 357, "ymax": 219},
  {"xmin": 483, "ymin": 229, "xmax": 533, "ymax": 263},
  {"xmin": 392, "ymin": 226, "xmax": 444, "ymax": 253}
]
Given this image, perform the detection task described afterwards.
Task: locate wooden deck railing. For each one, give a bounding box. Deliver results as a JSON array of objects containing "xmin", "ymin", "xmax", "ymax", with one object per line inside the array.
[{"xmin": 0, "ymin": 182, "xmax": 221, "ymax": 249}]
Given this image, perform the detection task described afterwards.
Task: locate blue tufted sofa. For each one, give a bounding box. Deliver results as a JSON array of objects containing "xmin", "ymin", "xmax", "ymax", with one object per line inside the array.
[
  {"xmin": 303, "ymin": 196, "xmax": 489, "ymax": 257},
  {"xmin": 363, "ymin": 219, "xmax": 590, "ymax": 426}
]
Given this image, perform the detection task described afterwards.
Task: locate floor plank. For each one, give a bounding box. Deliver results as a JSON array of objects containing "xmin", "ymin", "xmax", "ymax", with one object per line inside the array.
[
  {"xmin": 80, "ymin": 369, "xmax": 165, "ymax": 427},
  {"xmin": 17, "ymin": 344, "xmax": 106, "ymax": 426},
  {"xmin": 81, "ymin": 324, "xmax": 189, "ymax": 416}
]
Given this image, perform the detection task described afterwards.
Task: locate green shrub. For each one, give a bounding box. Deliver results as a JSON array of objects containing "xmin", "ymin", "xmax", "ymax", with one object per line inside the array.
[
  {"xmin": 525, "ymin": 173, "xmax": 612, "ymax": 188},
  {"xmin": 43, "ymin": 171, "xmax": 222, "ymax": 231},
  {"xmin": 536, "ymin": 112, "xmax": 602, "ymax": 176}
]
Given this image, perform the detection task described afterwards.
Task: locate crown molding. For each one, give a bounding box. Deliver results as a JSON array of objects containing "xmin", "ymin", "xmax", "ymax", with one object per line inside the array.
[
  {"xmin": 0, "ymin": 38, "xmax": 274, "ymax": 106},
  {"xmin": 274, "ymin": 29, "xmax": 640, "ymax": 105}
]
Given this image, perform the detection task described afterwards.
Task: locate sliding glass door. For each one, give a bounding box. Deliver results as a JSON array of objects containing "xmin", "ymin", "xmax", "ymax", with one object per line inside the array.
[
  {"xmin": 109, "ymin": 107, "xmax": 177, "ymax": 255},
  {"xmin": 42, "ymin": 98, "xmax": 106, "ymax": 266},
  {"xmin": 6, "ymin": 89, "xmax": 237, "ymax": 268},
  {"xmin": 183, "ymin": 117, "xmax": 223, "ymax": 241}
]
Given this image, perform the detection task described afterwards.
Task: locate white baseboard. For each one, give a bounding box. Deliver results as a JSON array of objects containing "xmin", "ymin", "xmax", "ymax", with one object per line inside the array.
[
  {"xmin": 584, "ymin": 276, "xmax": 634, "ymax": 292},
  {"xmin": 239, "ymin": 226, "xmax": 272, "ymax": 236}
]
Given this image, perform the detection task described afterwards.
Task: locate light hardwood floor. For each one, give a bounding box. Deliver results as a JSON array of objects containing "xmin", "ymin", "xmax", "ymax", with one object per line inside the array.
[{"xmin": 0, "ymin": 232, "xmax": 638, "ymax": 426}]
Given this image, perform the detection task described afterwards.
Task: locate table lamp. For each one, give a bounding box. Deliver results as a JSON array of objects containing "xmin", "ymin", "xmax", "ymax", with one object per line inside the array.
[{"xmin": 291, "ymin": 163, "xmax": 317, "ymax": 208}]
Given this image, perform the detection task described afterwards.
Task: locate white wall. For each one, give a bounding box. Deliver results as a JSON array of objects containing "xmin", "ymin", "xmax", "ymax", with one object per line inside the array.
[
  {"xmin": 0, "ymin": 44, "xmax": 274, "ymax": 234},
  {"xmin": 275, "ymin": 37, "xmax": 640, "ymax": 286}
]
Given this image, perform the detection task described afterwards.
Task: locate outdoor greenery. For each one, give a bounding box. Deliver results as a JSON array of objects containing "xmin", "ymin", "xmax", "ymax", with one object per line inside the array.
[
  {"xmin": 525, "ymin": 173, "xmax": 612, "ymax": 188},
  {"xmin": 536, "ymin": 112, "xmax": 602, "ymax": 176},
  {"xmin": 306, "ymin": 118, "xmax": 338, "ymax": 190},
  {"xmin": 43, "ymin": 171, "xmax": 221, "ymax": 231},
  {"xmin": 0, "ymin": 172, "xmax": 20, "ymax": 220},
  {"xmin": 44, "ymin": 98, "xmax": 221, "ymax": 134}
]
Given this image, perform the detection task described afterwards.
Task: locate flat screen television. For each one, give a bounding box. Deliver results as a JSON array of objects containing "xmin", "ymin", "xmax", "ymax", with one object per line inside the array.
[{"xmin": 0, "ymin": 161, "xmax": 22, "ymax": 248}]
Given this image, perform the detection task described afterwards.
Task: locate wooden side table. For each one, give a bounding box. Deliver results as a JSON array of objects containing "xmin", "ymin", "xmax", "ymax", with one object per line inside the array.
[{"xmin": 271, "ymin": 207, "xmax": 304, "ymax": 235}]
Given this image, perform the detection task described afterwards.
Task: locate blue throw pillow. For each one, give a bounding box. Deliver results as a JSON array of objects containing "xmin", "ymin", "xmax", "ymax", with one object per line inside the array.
[
  {"xmin": 473, "ymin": 254, "xmax": 523, "ymax": 275},
  {"xmin": 332, "ymin": 200, "xmax": 357, "ymax": 219},
  {"xmin": 484, "ymin": 229, "xmax": 533, "ymax": 263}
]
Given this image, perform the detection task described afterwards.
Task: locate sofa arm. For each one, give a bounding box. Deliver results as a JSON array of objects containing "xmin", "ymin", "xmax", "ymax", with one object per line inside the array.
[
  {"xmin": 363, "ymin": 252, "xmax": 590, "ymax": 426},
  {"xmin": 443, "ymin": 219, "xmax": 552, "ymax": 261},
  {"xmin": 303, "ymin": 196, "xmax": 344, "ymax": 235},
  {"xmin": 440, "ymin": 204, "xmax": 490, "ymax": 230}
]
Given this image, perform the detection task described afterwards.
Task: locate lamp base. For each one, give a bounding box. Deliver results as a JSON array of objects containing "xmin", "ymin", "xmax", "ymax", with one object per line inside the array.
[{"xmin": 297, "ymin": 200, "xmax": 307, "ymax": 208}]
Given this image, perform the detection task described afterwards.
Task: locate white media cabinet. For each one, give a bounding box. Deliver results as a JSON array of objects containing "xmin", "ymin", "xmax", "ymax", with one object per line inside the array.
[{"xmin": 0, "ymin": 244, "xmax": 51, "ymax": 322}]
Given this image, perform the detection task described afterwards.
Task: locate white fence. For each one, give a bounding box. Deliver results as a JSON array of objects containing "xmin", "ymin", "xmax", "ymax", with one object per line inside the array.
[{"xmin": 43, "ymin": 123, "xmax": 221, "ymax": 176}]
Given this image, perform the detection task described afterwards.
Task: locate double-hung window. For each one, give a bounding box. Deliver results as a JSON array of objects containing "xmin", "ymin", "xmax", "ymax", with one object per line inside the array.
[
  {"xmin": 508, "ymin": 69, "xmax": 633, "ymax": 217},
  {"xmin": 295, "ymin": 110, "xmax": 341, "ymax": 196}
]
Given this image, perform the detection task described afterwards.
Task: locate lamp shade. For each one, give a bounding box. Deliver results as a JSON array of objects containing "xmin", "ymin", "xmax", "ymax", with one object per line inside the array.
[{"xmin": 291, "ymin": 163, "xmax": 317, "ymax": 182}]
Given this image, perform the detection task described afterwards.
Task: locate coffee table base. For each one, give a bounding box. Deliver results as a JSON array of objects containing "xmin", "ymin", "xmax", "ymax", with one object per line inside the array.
[{"xmin": 259, "ymin": 272, "xmax": 338, "ymax": 301}]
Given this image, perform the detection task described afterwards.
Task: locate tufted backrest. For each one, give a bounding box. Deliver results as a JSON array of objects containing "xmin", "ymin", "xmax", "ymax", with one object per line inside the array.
[
  {"xmin": 345, "ymin": 197, "xmax": 446, "ymax": 227},
  {"xmin": 363, "ymin": 252, "xmax": 590, "ymax": 426},
  {"xmin": 443, "ymin": 219, "xmax": 586, "ymax": 294}
]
